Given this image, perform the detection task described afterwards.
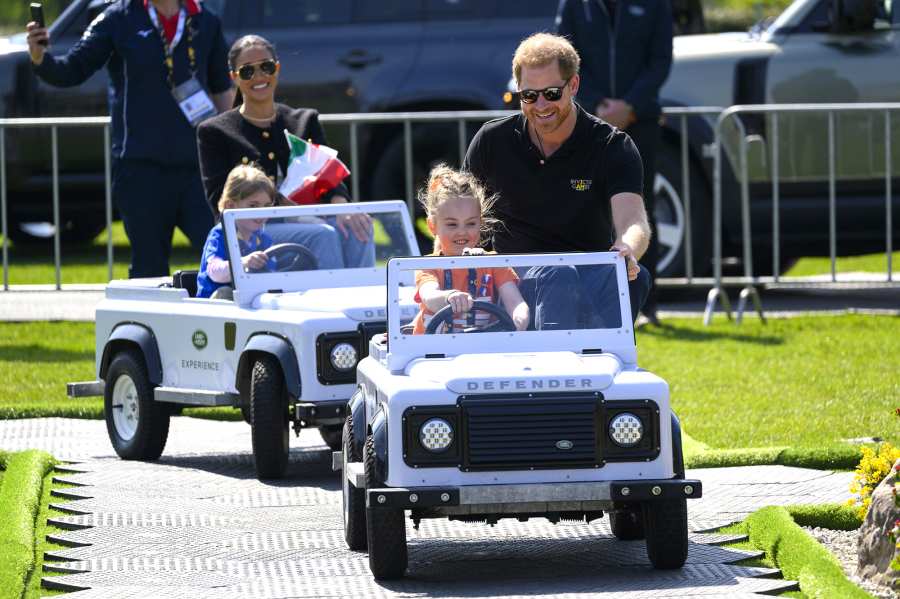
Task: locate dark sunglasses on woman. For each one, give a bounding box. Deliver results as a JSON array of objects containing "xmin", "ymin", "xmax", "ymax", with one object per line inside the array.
[
  {"xmin": 235, "ymin": 59, "xmax": 278, "ymax": 81},
  {"xmin": 518, "ymin": 80, "xmax": 570, "ymax": 104}
]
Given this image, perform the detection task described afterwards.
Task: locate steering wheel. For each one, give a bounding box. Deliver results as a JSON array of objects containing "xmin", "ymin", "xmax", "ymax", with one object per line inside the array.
[
  {"xmin": 251, "ymin": 243, "xmax": 318, "ymax": 273},
  {"xmin": 425, "ymin": 300, "xmax": 516, "ymax": 334}
]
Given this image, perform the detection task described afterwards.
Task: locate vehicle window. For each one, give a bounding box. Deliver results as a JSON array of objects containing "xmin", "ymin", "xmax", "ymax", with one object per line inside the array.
[
  {"xmin": 424, "ymin": 0, "xmax": 495, "ymax": 20},
  {"xmin": 495, "ymin": 0, "xmax": 557, "ymax": 18},
  {"xmin": 353, "ymin": 0, "xmax": 423, "ymax": 22},
  {"xmin": 261, "ymin": 0, "xmax": 352, "ymax": 26},
  {"xmin": 793, "ymin": 0, "xmax": 830, "ymax": 32}
]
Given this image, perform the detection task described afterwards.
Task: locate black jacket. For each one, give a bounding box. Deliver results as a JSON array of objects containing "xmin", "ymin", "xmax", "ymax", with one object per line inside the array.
[
  {"xmin": 34, "ymin": 0, "xmax": 231, "ymax": 167},
  {"xmin": 197, "ymin": 103, "xmax": 351, "ymax": 216},
  {"xmin": 556, "ymin": 0, "xmax": 673, "ymax": 122}
]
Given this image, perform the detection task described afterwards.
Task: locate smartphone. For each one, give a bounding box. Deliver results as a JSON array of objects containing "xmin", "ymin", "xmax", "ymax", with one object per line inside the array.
[{"xmin": 30, "ymin": 3, "xmax": 48, "ymax": 46}]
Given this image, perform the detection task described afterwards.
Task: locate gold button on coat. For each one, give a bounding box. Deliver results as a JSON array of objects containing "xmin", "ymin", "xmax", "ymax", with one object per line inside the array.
[
  {"xmin": 241, "ymin": 157, "xmax": 249, "ymax": 164},
  {"xmin": 268, "ymin": 152, "xmax": 275, "ymax": 160},
  {"xmin": 262, "ymin": 131, "xmax": 270, "ymax": 139}
]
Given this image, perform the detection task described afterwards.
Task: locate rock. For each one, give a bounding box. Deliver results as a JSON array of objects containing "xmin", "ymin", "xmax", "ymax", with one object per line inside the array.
[{"xmin": 857, "ymin": 457, "xmax": 900, "ymax": 590}]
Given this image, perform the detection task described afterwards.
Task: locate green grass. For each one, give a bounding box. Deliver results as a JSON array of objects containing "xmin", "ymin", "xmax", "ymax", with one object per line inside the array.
[
  {"xmin": 1, "ymin": 315, "xmax": 897, "ymax": 451},
  {"xmin": 638, "ymin": 314, "xmax": 899, "ymax": 449},
  {"xmin": 1, "ymin": 224, "xmax": 196, "ymax": 285},
  {"xmin": 716, "ymin": 504, "xmax": 867, "ymax": 598},
  {"xmin": 785, "ymin": 252, "xmax": 900, "ymax": 278},
  {"xmin": 743, "ymin": 506, "xmax": 873, "ymax": 598},
  {"xmin": 0, "ymin": 450, "xmax": 57, "ymax": 599},
  {"xmin": 683, "ymin": 434, "xmax": 866, "ymax": 470}
]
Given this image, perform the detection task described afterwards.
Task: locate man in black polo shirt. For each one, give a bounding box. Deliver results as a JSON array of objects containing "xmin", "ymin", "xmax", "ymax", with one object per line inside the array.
[
  {"xmin": 27, "ymin": 0, "xmax": 233, "ymax": 278},
  {"xmin": 464, "ymin": 33, "xmax": 650, "ymax": 327}
]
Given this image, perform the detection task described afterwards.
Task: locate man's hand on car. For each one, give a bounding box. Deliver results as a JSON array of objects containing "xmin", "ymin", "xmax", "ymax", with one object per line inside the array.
[
  {"xmin": 445, "ymin": 290, "xmax": 474, "ymax": 314},
  {"xmin": 331, "ymin": 196, "xmax": 373, "ymax": 242},
  {"xmin": 25, "ymin": 22, "xmax": 48, "ymax": 65},
  {"xmin": 610, "ymin": 242, "xmax": 640, "ymax": 281},
  {"xmin": 596, "ymin": 99, "xmax": 636, "ymax": 130}
]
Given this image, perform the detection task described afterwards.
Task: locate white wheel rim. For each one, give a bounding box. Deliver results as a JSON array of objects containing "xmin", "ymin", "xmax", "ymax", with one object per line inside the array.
[
  {"xmin": 654, "ymin": 172, "xmax": 686, "ymax": 275},
  {"xmin": 111, "ymin": 374, "xmax": 139, "ymax": 441}
]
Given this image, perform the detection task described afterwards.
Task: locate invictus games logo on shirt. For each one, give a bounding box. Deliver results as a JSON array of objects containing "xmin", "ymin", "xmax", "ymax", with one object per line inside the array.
[
  {"xmin": 571, "ymin": 179, "xmax": 592, "ymax": 191},
  {"xmin": 192, "ymin": 330, "xmax": 208, "ymax": 350}
]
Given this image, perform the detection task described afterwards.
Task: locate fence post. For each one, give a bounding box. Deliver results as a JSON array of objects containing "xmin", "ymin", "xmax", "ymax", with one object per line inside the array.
[
  {"xmin": 704, "ymin": 111, "xmax": 733, "ymax": 325},
  {"xmin": 350, "ymin": 122, "xmax": 360, "ymax": 203},
  {"xmin": 828, "ymin": 111, "xmax": 837, "ymax": 282},
  {"xmin": 680, "ymin": 113, "xmax": 693, "ymax": 282},
  {"xmin": 403, "ymin": 120, "xmax": 413, "ymax": 218},
  {"xmin": 104, "ymin": 125, "xmax": 113, "ymax": 282},
  {"xmin": 51, "ymin": 125, "xmax": 61, "ymax": 290},
  {"xmin": 771, "ymin": 113, "xmax": 780, "ymax": 282},
  {"xmin": 886, "ymin": 110, "xmax": 893, "ymax": 282},
  {"xmin": 0, "ymin": 128, "xmax": 7, "ymax": 291}
]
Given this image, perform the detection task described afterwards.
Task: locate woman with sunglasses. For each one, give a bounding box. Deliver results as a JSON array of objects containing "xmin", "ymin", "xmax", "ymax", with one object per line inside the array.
[{"xmin": 197, "ymin": 35, "xmax": 373, "ymax": 269}]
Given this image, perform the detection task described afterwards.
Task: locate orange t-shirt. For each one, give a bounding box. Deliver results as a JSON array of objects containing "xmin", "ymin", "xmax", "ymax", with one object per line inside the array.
[{"xmin": 412, "ymin": 260, "xmax": 518, "ymax": 334}]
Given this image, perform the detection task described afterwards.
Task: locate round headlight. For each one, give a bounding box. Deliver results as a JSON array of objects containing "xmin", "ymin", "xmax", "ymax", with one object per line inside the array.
[
  {"xmin": 329, "ymin": 342, "xmax": 358, "ymax": 372},
  {"xmin": 419, "ymin": 418, "xmax": 454, "ymax": 452},
  {"xmin": 609, "ymin": 412, "xmax": 644, "ymax": 447}
]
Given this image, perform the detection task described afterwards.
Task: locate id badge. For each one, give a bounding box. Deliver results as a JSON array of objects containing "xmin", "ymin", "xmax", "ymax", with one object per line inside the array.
[{"xmin": 172, "ymin": 76, "xmax": 216, "ymax": 127}]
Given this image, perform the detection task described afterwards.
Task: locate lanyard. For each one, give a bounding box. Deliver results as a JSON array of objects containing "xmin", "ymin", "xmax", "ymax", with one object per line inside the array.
[
  {"xmin": 147, "ymin": 4, "xmax": 196, "ymax": 89},
  {"xmin": 443, "ymin": 268, "xmax": 479, "ymax": 327}
]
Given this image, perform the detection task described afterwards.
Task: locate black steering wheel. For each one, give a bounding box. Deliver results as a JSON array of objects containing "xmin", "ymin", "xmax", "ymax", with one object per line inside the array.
[
  {"xmin": 251, "ymin": 243, "xmax": 318, "ymax": 273},
  {"xmin": 425, "ymin": 300, "xmax": 516, "ymax": 334}
]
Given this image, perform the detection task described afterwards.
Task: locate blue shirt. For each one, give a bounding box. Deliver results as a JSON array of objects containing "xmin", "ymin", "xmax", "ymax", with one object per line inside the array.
[
  {"xmin": 34, "ymin": 0, "xmax": 231, "ymax": 167},
  {"xmin": 196, "ymin": 224, "xmax": 274, "ymax": 298}
]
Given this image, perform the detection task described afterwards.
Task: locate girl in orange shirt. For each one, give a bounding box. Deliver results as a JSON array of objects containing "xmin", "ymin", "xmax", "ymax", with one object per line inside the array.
[{"xmin": 412, "ymin": 165, "xmax": 529, "ymax": 334}]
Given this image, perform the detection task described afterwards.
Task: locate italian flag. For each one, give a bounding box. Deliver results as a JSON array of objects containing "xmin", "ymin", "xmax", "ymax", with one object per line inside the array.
[{"xmin": 279, "ymin": 130, "xmax": 351, "ymax": 205}]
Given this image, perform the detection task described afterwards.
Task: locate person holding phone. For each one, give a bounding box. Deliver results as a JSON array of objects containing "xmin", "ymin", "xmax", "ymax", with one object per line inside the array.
[{"xmin": 25, "ymin": 0, "xmax": 234, "ymax": 278}]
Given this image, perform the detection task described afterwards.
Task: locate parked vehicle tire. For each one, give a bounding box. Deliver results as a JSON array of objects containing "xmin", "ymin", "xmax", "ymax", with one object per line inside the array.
[
  {"xmin": 654, "ymin": 140, "xmax": 712, "ymax": 279},
  {"xmin": 368, "ymin": 124, "xmax": 476, "ymax": 254},
  {"xmin": 342, "ymin": 413, "xmax": 367, "ymax": 551},
  {"xmin": 364, "ymin": 433, "xmax": 407, "ymax": 579},
  {"xmin": 104, "ymin": 349, "xmax": 170, "ymax": 460},
  {"xmin": 609, "ymin": 507, "xmax": 644, "ymax": 540},
  {"xmin": 7, "ymin": 213, "xmax": 107, "ymax": 247},
  {"xmin": 250, "ymin": 355, "xmax": 290, "ymax": 480},
  {"xmin": 642, "ymin": 498, "xmax": 689, "ymax": 569},
  {"xmin": 319, "ymin": 424, "xmax": 343, "ymax": 452}
]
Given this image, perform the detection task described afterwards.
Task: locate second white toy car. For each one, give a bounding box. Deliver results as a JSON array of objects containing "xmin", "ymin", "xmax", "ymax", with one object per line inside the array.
[{"xmin": 68, "ymin": 201, "xmax": 419, "ymax": 479}]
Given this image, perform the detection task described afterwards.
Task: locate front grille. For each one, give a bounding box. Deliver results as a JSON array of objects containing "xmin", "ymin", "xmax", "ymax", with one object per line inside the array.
[{"xmin": 460, "ymin": 393, "xmax": 603, "ymax": 471}]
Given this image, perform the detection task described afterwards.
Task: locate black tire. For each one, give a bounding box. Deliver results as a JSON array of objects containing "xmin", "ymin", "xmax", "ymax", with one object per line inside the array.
[
  {"xmin": 319, "ymin": 424, "xmax": 343, "ymax": 452},
  {"xmin": 609, "ymin": 507, "xmax": 644, "ymax": 540},
  {"xmin": 368, "ymin": 124, "xmax": 477, "ymax": 254},
  {"xmin": 654, "ymin": 140, "xmax": 712, "ymax": 279},
  {"xmin": 342, "ymin": 414, "xmax": 367, "ymax": 551},
  {"xmin": 104, "ymin": 349, "xmax": 170, "ymax": 460},
  {"xmin": 642, "ymin": 498, "xmax": 689, "ymax": 569},
  {"xmin": 364, "ymin": 434, "xmax": 407, "ymax": 579},
  {"xmin": 250, "ymin": 356, "xmax": 290, "ymax": 480},
  {"xmin": 7, "ymin": 214, "xmax": 106, "ymax": 247}
]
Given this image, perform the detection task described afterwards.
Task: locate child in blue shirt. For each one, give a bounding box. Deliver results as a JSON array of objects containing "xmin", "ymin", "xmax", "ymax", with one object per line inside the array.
[{"xmin": 197, "ymin": 165, "xmax": 277, "ymax": 298}]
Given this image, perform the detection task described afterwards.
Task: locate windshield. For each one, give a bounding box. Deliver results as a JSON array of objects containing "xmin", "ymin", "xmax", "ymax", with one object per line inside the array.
[
  {"xmin": 385, "ymin": 253, "xmax": 638, "ymax": 369},
  {"xmin": 222, "ymin": 201, "xmax": 418, "ymax": 301}
]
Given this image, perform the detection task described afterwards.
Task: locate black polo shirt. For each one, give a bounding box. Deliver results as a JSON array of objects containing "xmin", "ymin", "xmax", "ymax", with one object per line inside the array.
[{"xmin": 463, "ymin": 105, "xmax": 643, "ymax": 254}]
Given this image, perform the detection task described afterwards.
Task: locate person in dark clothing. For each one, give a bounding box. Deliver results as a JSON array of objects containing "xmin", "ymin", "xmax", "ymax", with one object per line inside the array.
[
  {"xmin": 557, "ymin": 0, "xmax": 673, "ymax": 326},
  {"xmin": 26, "ymin": 0, "xmax": 233, "ymax": 278},
  {"xmin": 197, "ymin": 35, "xmax": 373, "ymax": 269},
  {"xmin": 464, "ymin": 33, "xmax": 651, "ymax": 327}
]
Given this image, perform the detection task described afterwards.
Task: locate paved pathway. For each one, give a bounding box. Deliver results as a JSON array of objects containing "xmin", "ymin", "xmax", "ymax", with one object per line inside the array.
[{"xmin": 0, "ymin": 418, "xmax": 855, "ymax": 598}]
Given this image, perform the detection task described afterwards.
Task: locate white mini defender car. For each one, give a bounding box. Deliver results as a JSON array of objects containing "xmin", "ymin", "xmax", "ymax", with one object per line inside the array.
[
  {"xmin": 68, "ymin": 201, "xmax": 419, "ymax": 479},
  {"xmin": 339, "ymin": 252, "xmax": 702, "ymax": 579}
]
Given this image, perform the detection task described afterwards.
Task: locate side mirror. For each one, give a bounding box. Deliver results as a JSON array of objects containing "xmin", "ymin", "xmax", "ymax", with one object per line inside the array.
[{"xmin": 829, "ymin": 0, "xmax": 877, "ymax": 32}]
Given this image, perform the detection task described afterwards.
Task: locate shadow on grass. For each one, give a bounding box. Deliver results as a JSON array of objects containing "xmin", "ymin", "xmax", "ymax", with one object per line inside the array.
[
  {"xmin": 0, "ymin": 344, "xmax": 94, "ymax": 363},
  {"xmin": 640, "ymin": 322, "xmax": 784, "ymax": 346}
]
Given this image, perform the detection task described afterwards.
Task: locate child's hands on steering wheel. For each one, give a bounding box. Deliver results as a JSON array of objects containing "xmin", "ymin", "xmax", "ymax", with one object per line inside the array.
[
  {"xmin": 445, "ymin": 290, "xmax": 474, "ymax": 314},
  {"xmin": 241, "ymin": 251, "xmax": 269, "ymax": 272}
]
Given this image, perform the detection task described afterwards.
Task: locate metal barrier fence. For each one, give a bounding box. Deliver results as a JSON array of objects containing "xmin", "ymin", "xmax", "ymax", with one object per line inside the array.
[{"xmin": 1, "ymin": 105, "xmax": 898, "ymax": 325}]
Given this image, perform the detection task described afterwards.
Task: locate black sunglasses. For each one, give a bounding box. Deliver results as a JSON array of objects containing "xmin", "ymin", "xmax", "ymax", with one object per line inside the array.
[
  {"xmin": 235, "ymin": 59, "xmax": 278, "ymax": 81},
  {"xmin": 518, "ymin": 79, "xmax": 571, "ymax": 104}
]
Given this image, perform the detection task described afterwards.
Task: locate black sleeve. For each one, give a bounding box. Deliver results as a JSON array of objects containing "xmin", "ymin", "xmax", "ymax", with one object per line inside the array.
[
  {"xmin": 604, "ymin": 132, "xmax": 644, "ymax": 198},
  {"xmin": 33, "ymin": 8, "xmax": 116, "ymax": 88},
  {"xmin": 205, "ymin": 14, "xmax": 232, "ymax": 95},
  {"xmin": 303, "ymin": 111, "xmax": 352, "ymax": 203},
  {"xmin": 623, "ymin": 0, "xmax": 673, "ymax": 119},
  {"xmin": 462, "ymin": 125, "xmax": 488, "ymax": 186},
  {"xmin": 197, "ymin": 121, "xmax": 233, "ymax": 218}
]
